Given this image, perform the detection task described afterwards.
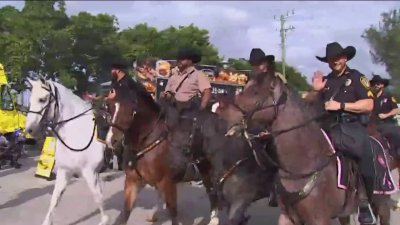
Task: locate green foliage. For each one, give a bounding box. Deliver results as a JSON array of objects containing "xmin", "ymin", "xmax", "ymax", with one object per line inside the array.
[
  {"xmin": 363, "ymin": 9, "xmax": 400, "ymax": 97},
  {"xmin": 58, "ymin": 69, "xmax": 76, "ymax": 89},
  {"xmin": 0, "ymin": 1, "xmax": 308, "ymax": 92}
]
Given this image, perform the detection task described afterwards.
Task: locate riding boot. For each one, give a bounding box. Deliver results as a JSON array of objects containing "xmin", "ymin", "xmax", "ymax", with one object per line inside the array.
[{"xmin": 357, "ymin": 177, "xmax": 376, "ymax": 225}]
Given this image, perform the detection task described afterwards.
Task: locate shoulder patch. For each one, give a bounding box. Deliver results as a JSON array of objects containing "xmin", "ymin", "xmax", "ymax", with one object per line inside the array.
[
  {"xmin": 360, "ymin": 76, "xmax": 370, "ymax": 89},
  {"xmin": 392, "ymin": 97, "xmax": 397, "ymax": 103}
]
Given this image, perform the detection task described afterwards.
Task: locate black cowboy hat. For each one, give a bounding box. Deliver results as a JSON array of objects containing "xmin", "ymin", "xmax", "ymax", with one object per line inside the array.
[
  {"xmin": 111, "ymin": 61, "xmax": 129, "ymax": 70},
  {"xmin": 177, "ymin": 47, "xmax": 202, "ymax": 64},
  {"xmin": 370, "ymin": 74, "xmax": 390, "ymax": 87},
  {"xmin": 249, "ymin": 48, "xmax": 275, "ymax": 66},
  {"xmin": 316, "ymin": 42, "xmax": 356, "ymax": 63}
]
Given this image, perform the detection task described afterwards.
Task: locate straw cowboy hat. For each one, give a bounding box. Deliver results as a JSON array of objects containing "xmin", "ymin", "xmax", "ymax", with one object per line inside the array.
[
  {"xmin": 370, "ymin": 74, "xmax": 390, "ymax": 87},
  {"xmin": 249, "ymin": 48, "xmax": 275, "ymax": 66},
  {"xmin": 316, "ymin": 42, "xmax": 356, "ymax": 63}
]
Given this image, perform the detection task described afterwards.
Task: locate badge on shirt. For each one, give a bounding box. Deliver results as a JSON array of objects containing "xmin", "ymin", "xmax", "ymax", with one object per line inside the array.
[
  {"xmin": 345, "ymin": 79, "xmax": 352, "ymax": 86},
  {"xmin": 392, "ymin": 97, "xmax": 397, "ymax": 103},
  {"xmin": 360, "ymin": 76, "xmax": 370, "ymax": 89}
]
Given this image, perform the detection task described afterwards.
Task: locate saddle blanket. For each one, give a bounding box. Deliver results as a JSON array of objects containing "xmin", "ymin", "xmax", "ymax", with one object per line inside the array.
[{"xmin": 321, "ymin": 129, "xmax": 397, "ymax": 195}]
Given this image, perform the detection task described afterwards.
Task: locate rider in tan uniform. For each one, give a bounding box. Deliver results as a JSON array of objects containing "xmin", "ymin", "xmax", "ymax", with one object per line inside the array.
[{"xmin": 161, "ymin": 48, "xmax": 212, "ymax": 111}]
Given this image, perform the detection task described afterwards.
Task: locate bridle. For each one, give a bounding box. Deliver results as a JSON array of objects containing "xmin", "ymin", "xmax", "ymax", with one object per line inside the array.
[
  {"xmin": 229, "ymin": 83, "xmax": 333, "ymax": 179},
  {"xmin": 27, "ymin": 82, "xmax": 96, "ymax": 152}
]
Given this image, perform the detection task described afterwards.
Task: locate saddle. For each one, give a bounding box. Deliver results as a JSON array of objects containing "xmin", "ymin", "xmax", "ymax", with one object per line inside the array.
[{"xmin": 322, "ymin": 129, "xmax": 397, "ymax": 195}]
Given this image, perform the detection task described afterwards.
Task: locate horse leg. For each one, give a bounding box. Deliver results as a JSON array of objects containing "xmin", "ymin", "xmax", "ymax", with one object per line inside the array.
[
  {"xmin": 226, "ymin": 201, "xmax": 250, "ymax": 225},
  {"xmin": 278, "ymin": 213, "xmax": 297, "ymax": 225},
  {"xmin": 146, "ymin": 189, "xmax": 164, "ymax": 223},
  {"xmin": 201, "ymin": 172, "xmax": 220, "ymax": 225},
  {"xmin": 338, "ymin": 216, "xmax": 351, "ymax": 225},
  {"xmin": 81, "ymin": 168, "xmax": 109, "ymax": 225},
  {"xmin": 42, "ymin": 168, "xmax": 70, "ymax": 225},
  {"xmin": 373, "ymin": 196, "xmax": 391, "ymax": 225},
  {"xmin": 156, "ymin": 177, "xmax": 178, "ymax": 225},
  {"xmin": 113, "ymin": 170, "xmax": 143, "ymax": 225}
]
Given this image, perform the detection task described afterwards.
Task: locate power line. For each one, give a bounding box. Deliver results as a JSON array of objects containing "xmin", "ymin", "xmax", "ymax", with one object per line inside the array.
[{"xmin": 274, "ymin": 10, "xmax": 295, "ymax": 77}]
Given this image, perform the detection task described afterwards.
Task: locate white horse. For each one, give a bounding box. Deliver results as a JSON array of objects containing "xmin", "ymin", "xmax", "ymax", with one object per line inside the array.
[{"xmin": 25, "ymin": 78, "xmax": 109, "ymax": 225}]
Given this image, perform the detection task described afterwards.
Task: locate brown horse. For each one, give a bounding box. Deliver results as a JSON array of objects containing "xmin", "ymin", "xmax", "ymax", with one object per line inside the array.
[
  {"xmin": 216, "ymin": 74, "xmax": 398, "ymax": 225},
  {"xmin": 105, "ymin": 81, "xmax": 219, "ymax": 225}
]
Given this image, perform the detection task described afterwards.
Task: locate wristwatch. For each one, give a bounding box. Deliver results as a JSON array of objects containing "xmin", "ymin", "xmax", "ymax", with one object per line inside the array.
[{"xmin": 340, "ymin": 102, "xmax": 345, "ymax": 110}]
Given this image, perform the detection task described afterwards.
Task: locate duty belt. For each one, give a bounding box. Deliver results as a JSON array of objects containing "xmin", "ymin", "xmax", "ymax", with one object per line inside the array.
[{"xmin": 335, "ymin": 113, "xmax": 360, "ymax": 124}]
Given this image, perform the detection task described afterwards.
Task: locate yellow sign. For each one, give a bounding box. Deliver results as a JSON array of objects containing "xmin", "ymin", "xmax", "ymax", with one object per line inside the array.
[
  {"xmin": 35, "ymin": 136, "xmax": 56, "ymax": 178},
  {"xmin": 0, "ymin": 64, "xmax": 7, "ymax": 85}
]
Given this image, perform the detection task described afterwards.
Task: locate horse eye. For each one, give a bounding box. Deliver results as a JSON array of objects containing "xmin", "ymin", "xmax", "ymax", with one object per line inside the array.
[{"xmin": 39, "ymin": 98, "xmax": 46, "ymax": 103}]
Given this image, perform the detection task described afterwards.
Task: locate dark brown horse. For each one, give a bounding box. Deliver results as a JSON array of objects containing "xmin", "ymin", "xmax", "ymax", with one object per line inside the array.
[
  {"xmin": 105, "ymin": 81, "xmax": 219, "ymax": 225},
  {"xmin": 216, "ymin": 74, "xmax": 398, "ymax": 225},
  {"xmin": 168, "ymin": 107, "xmax": 276, "ymax": 225}
]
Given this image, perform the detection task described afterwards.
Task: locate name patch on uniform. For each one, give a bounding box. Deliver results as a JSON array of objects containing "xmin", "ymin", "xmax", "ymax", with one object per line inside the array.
[
  {"xmin": 360, "ymin": 76, "xmax": 370, "ymax": 89},
  {"xmin": 345, "ymin": 79, "xmax": 352, "ymax": 86}
]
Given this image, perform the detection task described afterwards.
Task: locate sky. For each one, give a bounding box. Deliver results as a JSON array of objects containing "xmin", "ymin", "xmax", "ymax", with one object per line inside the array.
[{"xmin": 1, "ymin": 1, "xmax": 399, "ymax": 82}]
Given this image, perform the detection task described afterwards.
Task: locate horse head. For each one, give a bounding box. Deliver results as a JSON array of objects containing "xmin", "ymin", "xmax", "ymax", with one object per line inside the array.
[
  {"xmin": 105, "ymin": 80, "xmax": 160, "ymax": 149},
  {"xmin": 217, "ymin": 74, "xmax": 288, "ymax": 136},
  {"xmin": 25, "ymin": 78, "xmax": 58, "ymax": 138}
]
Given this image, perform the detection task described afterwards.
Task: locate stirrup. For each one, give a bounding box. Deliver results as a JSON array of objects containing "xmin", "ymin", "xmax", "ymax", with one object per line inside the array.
[{"xmin": 358, "ymin": 204, "xmax": 377, "ymax": 225}]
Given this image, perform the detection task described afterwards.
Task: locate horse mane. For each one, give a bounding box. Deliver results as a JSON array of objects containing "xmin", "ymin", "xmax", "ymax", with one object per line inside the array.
[
  {"xmin": 127, "ymin": 77, "xmax": 160, "ymax": 112},
  {"xmin": 284, "ymin": 84, "xmax": 324, "ymax": 119},
  {"xmin": 50, "ymin": 81, "xmax": 91, "ymax": 110}
]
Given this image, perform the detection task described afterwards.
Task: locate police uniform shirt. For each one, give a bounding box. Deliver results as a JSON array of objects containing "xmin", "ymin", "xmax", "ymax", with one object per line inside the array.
[
  {"xmin": 372, "ymin": 91, "xmax": 398, "ymax": 122},
  {"xmin": 322, "ymin": 67, "xmax": 373, "ymax": 111},
  {"xmin": 165, "ymin": 66, "xmax": 211, "ymax": 102}
]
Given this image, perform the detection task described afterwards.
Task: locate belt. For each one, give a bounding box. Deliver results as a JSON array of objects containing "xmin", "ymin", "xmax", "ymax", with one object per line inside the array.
[{"xmin": 334, "ymin": 113, "xmax": 360, "ymax": 124}]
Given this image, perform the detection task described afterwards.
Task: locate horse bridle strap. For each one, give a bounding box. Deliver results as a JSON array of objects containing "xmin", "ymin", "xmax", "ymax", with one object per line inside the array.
[{"xmin": 28, "ymin": 84, "xmax": 96, "ymax": 152}]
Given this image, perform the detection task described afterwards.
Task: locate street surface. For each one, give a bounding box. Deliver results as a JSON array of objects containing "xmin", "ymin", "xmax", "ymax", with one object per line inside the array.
[{"xmin": 0, "ymin": 151, "xmax": 399, "ymax": 225}]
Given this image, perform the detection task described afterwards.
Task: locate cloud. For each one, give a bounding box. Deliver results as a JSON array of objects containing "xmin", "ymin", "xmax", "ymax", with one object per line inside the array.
[{"xmin": 1, "ymin": 0, "xmax": 399, "ymax": 81}]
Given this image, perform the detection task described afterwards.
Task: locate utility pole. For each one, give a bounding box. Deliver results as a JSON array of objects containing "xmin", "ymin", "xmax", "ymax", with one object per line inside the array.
[{"xmin": 274, "ymin": 10, "xmax": 295, "ymax": 77}]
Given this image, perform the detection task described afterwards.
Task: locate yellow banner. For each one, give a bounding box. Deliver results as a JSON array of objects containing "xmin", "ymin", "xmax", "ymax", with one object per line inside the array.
[{"xmin": 35, "ymin": 136, "xmax": 56, "ymax": 178}]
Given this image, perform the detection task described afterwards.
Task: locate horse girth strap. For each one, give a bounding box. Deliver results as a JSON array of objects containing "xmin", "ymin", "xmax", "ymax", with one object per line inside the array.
[{"xmin": 217, "ymin": 157, "xmax": 249, "ymax": 188}]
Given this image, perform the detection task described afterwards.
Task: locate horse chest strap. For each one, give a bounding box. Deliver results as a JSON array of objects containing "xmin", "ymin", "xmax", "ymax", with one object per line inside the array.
[{"xmin": 276, "ymin": 171, "xmax": 320, "ymax": 205}]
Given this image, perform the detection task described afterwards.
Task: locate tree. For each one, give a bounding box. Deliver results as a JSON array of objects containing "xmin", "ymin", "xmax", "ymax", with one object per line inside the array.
[{"xmin": 363, "ymin": 9, "xmax": 400, "ymax": 96}]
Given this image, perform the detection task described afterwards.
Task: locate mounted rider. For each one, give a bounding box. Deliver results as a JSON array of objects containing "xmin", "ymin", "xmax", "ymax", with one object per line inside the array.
[
  {"xmin": 370, "ymin": 75, "xmax": 400, "ymax": 157},
  {"xmin": 312, "ymin": 42, "xmax": 376, "ymax": 224},
  {"xmin": 160, "ymin": 47, "xmax": 212, "ymax": 112},
  {"xmin": 244, "ymin": 48, "xmax": 280, "ymax": 207},
  {"xmin": 245, "ymin": 48, "xmax": 286, "ymax": 90}
]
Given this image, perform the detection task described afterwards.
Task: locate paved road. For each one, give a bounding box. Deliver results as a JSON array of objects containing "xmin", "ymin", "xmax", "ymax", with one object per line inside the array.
[{"xmin": 0, "ymin": 153, "xmax": 399, "ymax": 225}]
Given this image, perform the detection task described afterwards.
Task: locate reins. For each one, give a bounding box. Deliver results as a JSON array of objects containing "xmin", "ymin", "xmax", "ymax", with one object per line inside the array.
[{"xmin": 27, "ymin": 83, "xmax": 97, "ymax": 152}]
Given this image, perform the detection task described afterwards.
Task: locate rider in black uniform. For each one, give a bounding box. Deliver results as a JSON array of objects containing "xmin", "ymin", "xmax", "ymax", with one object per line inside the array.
[
  {"xmin": 313, "ymin": 42, "xmax": 376, "ymax": 224},
  {"xmin": 370, "ymin": 75, "xmax": 400, "ymax": 157}
]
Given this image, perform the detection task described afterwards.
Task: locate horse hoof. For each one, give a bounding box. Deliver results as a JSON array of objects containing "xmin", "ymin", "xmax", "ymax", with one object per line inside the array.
[
  {"xmin": 146, "ymin": 214, "xmax": 158, "ymax": 223},
  {"xmin": 208, "ymin": 216, "xmax": 220, "ymax": 225},
  {"xmin": 98, "ymin": 215, "xmax": 109, "ymax": 225}
]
